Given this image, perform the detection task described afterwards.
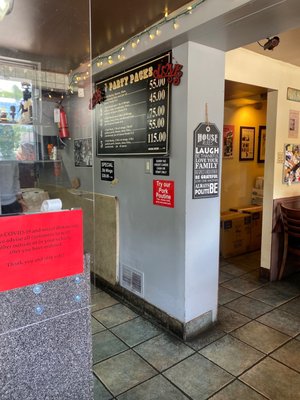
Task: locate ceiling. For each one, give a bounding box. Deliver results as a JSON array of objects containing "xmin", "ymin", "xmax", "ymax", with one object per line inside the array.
[{"xmin": 0, "ymin": 0, "xmax": 299, "ymax": 102}]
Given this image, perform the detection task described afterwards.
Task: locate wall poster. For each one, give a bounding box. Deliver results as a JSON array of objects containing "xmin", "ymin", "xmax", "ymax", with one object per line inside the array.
[
  {"xmin": 74, "ymin": 138, "xmax": 93, "ymax": 167},
  {"xmin": 95, "ymin": 53, "xmax": 171, "ymax": 156},
  {"xmin": 223, "ymin": 125, "xmax": 234, "ymax": 159},
  {"xmin": 288, "ymin": 110, "xmax": 299, "ymax": 139},
  {"xmin": 239, "ymin": 126, "xmax": 255, "ymax": 161},
  {"xmin": 284, "ymin": 143, "xmax": 300, "ymax": 183},
  {"xmin": 193, "ymin": 122, "xmax": 220, "ymax": 199}
]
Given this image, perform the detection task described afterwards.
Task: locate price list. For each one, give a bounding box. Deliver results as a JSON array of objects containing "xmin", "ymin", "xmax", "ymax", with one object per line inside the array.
[{"xmin": 95, "ymin": 53, "xmax": 171, "ymax": 156}]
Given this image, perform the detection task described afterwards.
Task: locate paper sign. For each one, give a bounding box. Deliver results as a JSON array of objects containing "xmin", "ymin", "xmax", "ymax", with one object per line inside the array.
[
  {"xmin": 153, "ymin": 180, "xmax": 174, "ymax": 208},
  {"xmin": 0, "ymin": 209, "xmax": 83, "ymax": 292}
]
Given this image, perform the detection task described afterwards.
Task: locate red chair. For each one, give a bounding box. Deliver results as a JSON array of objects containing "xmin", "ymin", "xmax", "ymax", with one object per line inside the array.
[{"xmin": 279, "ymin": 204, "xmax": 300, "ymax": 280}]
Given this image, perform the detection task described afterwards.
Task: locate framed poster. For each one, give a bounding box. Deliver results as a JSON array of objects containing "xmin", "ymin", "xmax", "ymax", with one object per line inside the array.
[
  {"xmin": 95, "ymin": 52, "xmax": 171, "ymax": 156},
  {"xmin": 288, "ymin": 110, "xmax": 299, "ymax": 139},
  {"xmin": 239, "ymin": 126, "xmax": 255, "ymax": 161},
  {"xmin": 283, "ymin": 143, "xmax": 300, "ymax": 183},
  {"xmin": 223, "ymin": 125, "xmax": 234, "ymax": 159},
  {"xmin": 74, "ymin": 138, "xmax": 93, "ymax": 167},
  {"xmin": 257, "ymin": 125, "xmax": 266, "ymax": 163}
]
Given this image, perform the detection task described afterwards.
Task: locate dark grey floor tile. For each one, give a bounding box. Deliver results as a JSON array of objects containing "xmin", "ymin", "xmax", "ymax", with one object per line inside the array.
[
  {"xmin": 218, "ymin": 286, "xmax": 241, "ymax": 305},
  {"xmin": 111, "ymin": 316, "xmax": 162, "ymax": 347},
  {"xmin": 221, "ymin": 277, "xmax": 265, "ymax": 295},
  {"xmin": 220, "ymin": 259, "xmax": 229, "ymax": 267},
  {"xmin": 91, "ymin": 291, "xmax": 119, "ymax": 312},
  {"xmin": 258, "ymin": 309, "xmax": 300, "ymax": 337},
  {"xmin": 93, "ymin": 375, "xmax": 113, "ymax": 400},
  {"xmin": 219, "ymin": 271, "xmax": 235, "ymax": 284},
  {"xmin": 272, "ymin": 280, "xmax": 300, "ymax": 297},
  {"xmin": 240, "ymin": 358, "xmax": 300, "ymax": 400},
  {"xmin": 94, "ymin": 350, "xmax": 157, "ymax": 397},
  {"xmin": 279, "ymin": 296, "xmax": 300, "ymax": 318},
  {"xmin": 163, "ymin": 353, "xmax": 233, "ymax": 400},
  {"xmin": 210, "ymin": 379, "xmax": 266, "ymax": 400},
  {"xmin": 93, "ymin": 303, "xmax": 137, "ymax": 328},
  {"xmin": 248, "ymin": 285, "xmax": 297, "ymax": 307},
  {"xmin": 92, "ymin": 316, "xmax": 106, "ymax": 334},
  {"xmin": 226, "ymin": 296, "xmax": 272, "ymax": 319},
  {"xmin": 220, "ymin": 263, "xmax": 250, "ymax": 277},
  {"xmin": 134, "ymin": 333, "xmax": 194, "ymax": 371},
  {"xmin": 232, "ymin": 321, "xmax": 289, "ymax": 354},
  {"xmin": 117, "ymin": 375, "xmax": 189, "ymax": 400},
  {"xmin": 271, "ymin": 339, "xmax": 300, "ymax": 372},
  {"xmin": 240, "ymin": 269, "xmax": 268, "ymax": 284},
  {"xmin": 217, "ymin": 306, "xmax": 250, "ymax": 332},
  {"xmin": 199, "ymin": 335, "xmax": 264, "ymax": 376},
  {"xmin": 186, "ymin": 326, "xmax": 226, "ymax": 351},
  {"xmin": 93, "ymin": 330, "xmax": 128, "ymax": 363}
]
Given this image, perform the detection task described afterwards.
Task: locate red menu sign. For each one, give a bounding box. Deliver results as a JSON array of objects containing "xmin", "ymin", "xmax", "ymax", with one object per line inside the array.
[
  {"xmin": 153, "ymin": 179, "xmax": 175, "ymax": 208},
  {"xmin": 0, "ymin": 209, "xmax": 83, "ymax": 292}
]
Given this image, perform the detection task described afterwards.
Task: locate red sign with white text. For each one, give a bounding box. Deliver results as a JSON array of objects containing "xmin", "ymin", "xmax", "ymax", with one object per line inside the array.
[
  {"xmin": 153, "ymin": 179, "xmax": 175, "ymax": 208},
  {"xmin": 0, "ymin": 209, "xmax": 83, "ymax": 292}
]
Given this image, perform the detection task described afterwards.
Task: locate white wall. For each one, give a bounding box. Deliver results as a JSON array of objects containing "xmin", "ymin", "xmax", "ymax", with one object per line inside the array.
[
  {"xmin": 92, "ymin": 41, "xmax": 225, "ymax": 324},
  {"xmin": 226, "ymin": 48, "xmax": 300, "ymax": 269}
]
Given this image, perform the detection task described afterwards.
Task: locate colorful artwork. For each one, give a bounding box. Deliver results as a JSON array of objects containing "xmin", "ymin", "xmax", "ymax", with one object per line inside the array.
[
  {"xmin": 223, "ymin": 125, "xmax": 234, "ymax": 158},
  {"xmin": 284, "ymin": 143, "xmax": 300, "ymax": 183}
]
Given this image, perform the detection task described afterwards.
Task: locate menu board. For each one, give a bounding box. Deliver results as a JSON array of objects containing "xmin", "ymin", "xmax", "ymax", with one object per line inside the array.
[{"xmin": 95, "ymin": 53, "xmax": 171, "ymax": 156}]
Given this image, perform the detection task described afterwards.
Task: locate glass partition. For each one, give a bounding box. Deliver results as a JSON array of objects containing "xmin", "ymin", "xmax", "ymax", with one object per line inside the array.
[{"xmin": 0, "ymin": 2, "xmax": 95, "ymax": 285}]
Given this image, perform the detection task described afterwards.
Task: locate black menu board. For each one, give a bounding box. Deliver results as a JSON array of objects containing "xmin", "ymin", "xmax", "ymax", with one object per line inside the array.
[{"xmin": 95, "ymin": 53, "xmax": 171, "ymax": 156}]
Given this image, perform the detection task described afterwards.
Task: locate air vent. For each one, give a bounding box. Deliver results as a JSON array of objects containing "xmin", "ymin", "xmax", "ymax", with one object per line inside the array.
[{"xmin": 121, "ymin": 265, "xmax": 144, "ymax": 297}]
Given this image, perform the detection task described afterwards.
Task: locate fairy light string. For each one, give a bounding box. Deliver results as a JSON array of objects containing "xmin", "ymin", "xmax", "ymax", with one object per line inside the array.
[{"xmin": 69, "ymin": 0, "xmax": 207, "ymax": 90}]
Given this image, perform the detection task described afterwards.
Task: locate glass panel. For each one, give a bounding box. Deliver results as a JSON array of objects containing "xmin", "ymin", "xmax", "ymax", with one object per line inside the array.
[{"xmin": 0, "ymin": 1, "xmax": 95, "ymax": 280}]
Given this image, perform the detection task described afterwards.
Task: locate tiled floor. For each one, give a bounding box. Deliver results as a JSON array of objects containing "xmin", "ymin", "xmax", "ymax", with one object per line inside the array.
[{"xmin": 91, "ymin": 251, "xmax": 300, "ymax": 399}]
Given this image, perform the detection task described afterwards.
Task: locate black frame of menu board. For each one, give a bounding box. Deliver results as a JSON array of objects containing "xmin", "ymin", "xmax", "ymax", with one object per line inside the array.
[{"xmin": 95, "ymin": 52, "xmax": 171, "ymax": 156}]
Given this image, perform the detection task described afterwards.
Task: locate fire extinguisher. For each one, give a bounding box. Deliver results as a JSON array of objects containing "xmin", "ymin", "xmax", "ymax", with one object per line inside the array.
[{"xmin": 58, "ymin": 105, "xmax": 71, "ymax": 139}]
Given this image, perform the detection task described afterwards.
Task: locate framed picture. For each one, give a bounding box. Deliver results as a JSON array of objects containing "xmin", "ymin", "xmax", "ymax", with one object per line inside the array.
[
  {"xmin": 223, "ymin": 125, "xmax": 234, "ymax": 159},
  {"xmin": 257, "ymin": 126, "xmax": 266, "ymax": 163},
  {"xmin": 283, "ymin": 143, "xmax": 300, "ymax": 184},
  {"xmin": 74, "ymin": 138, "xmax": 93, "ymax": 167},
  {"xmin": 239, "ymin": 126, "xmax": 255, "ymax": 161}
]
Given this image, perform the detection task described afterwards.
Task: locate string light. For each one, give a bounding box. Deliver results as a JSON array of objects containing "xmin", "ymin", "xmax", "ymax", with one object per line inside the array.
[
  {"xmin": 69, "ymin": 0, "xmax": 206, "ymax": 86},
  {"xmin": 149, "ymin": 31, "xmax": 155, "ymax": 40},
  {"xmin": 173, "ymin": 19, "xmax": 179, "ymax": 30}
]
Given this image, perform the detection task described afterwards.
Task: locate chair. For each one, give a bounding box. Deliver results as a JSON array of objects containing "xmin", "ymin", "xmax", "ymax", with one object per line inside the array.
[{"xmin": 278, "ymin": 203, "xmax": 300, "ymax": 280}]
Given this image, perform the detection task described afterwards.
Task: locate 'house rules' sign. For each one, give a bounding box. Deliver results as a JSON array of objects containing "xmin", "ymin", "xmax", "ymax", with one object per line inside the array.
[{"xmin": 193, "ymin": 122, "xmax": 220, "ymax": 199}]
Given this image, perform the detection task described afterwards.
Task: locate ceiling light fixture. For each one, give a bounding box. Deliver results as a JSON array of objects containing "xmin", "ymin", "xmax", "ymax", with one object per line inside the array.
[
  {"xmin": 0, "ymin": 0, "xmax": 14, "ymax": 21},
  {"xmin": 257, "ymin": 36, "xmax": 280, "ymax": 51}
]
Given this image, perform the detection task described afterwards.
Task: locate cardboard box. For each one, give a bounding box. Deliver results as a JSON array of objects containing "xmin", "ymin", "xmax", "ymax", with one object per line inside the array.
[
  {"xmin": 230, "ymin": 206, "xmax": 263, "ymax": 252},
  {"xmin": 220, "ymin": 212, "xmax": 251, "ymax": 258}
]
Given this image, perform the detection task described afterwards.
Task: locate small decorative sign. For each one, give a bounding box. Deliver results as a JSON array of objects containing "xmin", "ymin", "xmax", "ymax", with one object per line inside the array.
[
  {"xmin": 193, "ymin": 122, "xmax": 220, "ymax": 199},
  {"xmin": 153, "ymin": 157, "xmax": 170, "ymax": 176},
  {"xmin": 101, "ymin": 161, "xmax": 115, "ymax": 181},
  {"xmin": 153, "ymin": 179, "xmax": 174, "ymax": 208},
  {"xmin": 153, "ymin": 62, "xmax": 183, "ymax": 86},
  {"xmin": 287, "ymin": 87, "xmax": 300, "ymax": 102}
]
